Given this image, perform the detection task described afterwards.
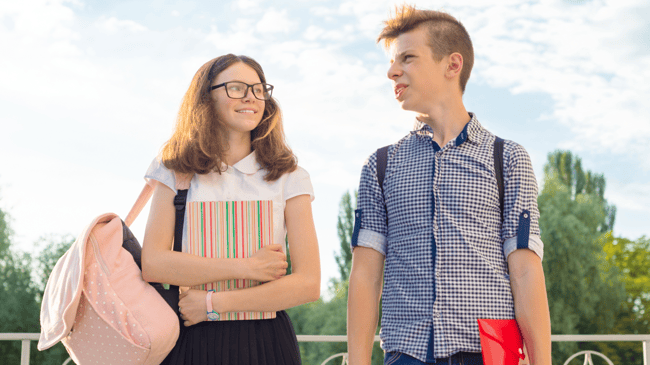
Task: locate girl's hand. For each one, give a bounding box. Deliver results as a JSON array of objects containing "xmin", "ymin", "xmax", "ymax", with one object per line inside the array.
[
  {"xmin": 178, "ymin": 288, "xmax": 207, "ymax": 326},
  {"xmin": 247, "ymin": 244, "xmax": 288, "ymax": 282}
]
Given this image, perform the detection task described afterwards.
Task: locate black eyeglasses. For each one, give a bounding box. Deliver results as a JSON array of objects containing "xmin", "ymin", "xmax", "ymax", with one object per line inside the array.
[{"xmin": 210, "ymin": 82, "xmax": 274, "ymax": 100}]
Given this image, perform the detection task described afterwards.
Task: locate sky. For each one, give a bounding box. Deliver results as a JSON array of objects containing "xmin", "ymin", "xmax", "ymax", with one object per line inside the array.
[{"xmin": 0, "ymin": 0, "xmax": 649, "ymax": 294}]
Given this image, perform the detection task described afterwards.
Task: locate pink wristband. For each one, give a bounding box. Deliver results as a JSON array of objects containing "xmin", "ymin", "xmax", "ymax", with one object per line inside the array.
[{"xmin": 206, "ymin": 291, "xmax": 219, "ymax": 321}]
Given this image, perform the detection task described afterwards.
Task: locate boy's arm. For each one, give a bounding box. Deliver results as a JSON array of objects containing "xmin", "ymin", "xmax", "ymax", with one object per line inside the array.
[
  {"xmin": 508, "ymin": 249, "xmax": 551, "ymax": 365},
  {"xmin": 348, "ymin": 246, "xmax": 385, "ymax": 365}
]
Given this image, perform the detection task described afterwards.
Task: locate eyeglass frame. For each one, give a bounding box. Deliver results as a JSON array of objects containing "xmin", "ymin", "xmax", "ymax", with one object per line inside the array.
[{"xmin": 210, "ymin": 81, "xmax": 274, "ymax": 101}]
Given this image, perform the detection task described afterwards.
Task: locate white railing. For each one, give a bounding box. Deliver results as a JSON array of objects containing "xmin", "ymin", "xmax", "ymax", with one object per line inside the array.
[
  {"xmin": 0, "ymin": 333, "xmax": 39, "ymax": 365},
  {"xmin": 2, "ymin": 333, "xmax": 649, "ymax": 364}
]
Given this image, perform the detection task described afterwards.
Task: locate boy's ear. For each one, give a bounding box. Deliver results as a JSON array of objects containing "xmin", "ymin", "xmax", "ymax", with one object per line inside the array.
[{"xmin": 445, "ymin": 52, "xmax": 463, "ymax": 79}]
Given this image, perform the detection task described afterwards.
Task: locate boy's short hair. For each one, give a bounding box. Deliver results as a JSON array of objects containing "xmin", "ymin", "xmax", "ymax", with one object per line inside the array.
[{"xmin": 377, "ymin": 5, "xmax": 474, "ymax": 93}]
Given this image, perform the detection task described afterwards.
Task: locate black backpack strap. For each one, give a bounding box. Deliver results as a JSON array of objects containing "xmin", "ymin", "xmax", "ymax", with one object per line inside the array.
[
  {"xmin": 493, "ymin": 137, "xmax": 505, "ymax": 221},
  {"xmin": 172, "ymin": 190, "xmax": 188, "ymax": 253},
  {"xmin": 161, "ymin": 188, "xmax": 188, "ymax": 323},
  {"xmin": 376, "ymin": 145, "xmax": 390, "ymax": 194},
  {"xmin": 376, "ymin": 145, "xmax": 390, "ymax": 228}
]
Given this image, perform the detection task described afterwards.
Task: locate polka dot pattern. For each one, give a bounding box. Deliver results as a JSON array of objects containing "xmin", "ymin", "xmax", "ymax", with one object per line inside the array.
[
  {"xmin": 53, "ymin": 216, "xmax": 180, "ymax": 365},
  {"xmin": 83, "ymin": 263, "xmax": 150, "ymax": 349},
  {"xmin": 63, "ymin": 294, "xmax": 149, "ymax": 364}
]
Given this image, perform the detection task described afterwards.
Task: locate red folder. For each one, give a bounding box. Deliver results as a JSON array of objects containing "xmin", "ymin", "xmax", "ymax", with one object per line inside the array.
[{"xmin": 478, "ymin": 319, "xmax": 526, "ymax": 365}]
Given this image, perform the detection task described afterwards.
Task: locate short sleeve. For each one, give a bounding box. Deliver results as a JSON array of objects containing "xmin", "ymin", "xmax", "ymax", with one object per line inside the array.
[
  {"xmin": 144, "ymin": 157, "xmax": 177, "ymax": 193},
  {"xmin": 501, "ymin": 142, "xmax": 544, "ymax": 260},
  {"xmin": 283, "ymin": 166, "xmax": 315, "ymax": 202},
  {"xmin": 352, "ymin": 152, "xmax": 388, "ymax": 256}
]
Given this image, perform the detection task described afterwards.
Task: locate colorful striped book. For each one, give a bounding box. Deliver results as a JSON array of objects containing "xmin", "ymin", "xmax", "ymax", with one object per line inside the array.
[{"xmin": 187, "ymin": 200, "xmax": 276, "ymax": 320}]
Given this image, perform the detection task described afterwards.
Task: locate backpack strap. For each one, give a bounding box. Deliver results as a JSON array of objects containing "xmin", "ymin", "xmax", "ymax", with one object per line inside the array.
[
  {"xmin": 376, "ymin": 140, "xmax": 504, "ymax": 222},
  {"xmin": 123, "ymin": 172, "xmax": 195, "ymax": 227},
  {"xmin": 172, "ymin": 172, "xmax": 192, "ymax": 253},
  {"xmin": 376, "ymin": 145, "xmax": 390, "ymax": 227},
  {"xmin": 376, "ymin": 145, "xmax": 390, "ymax": 194},
  {"xmin": 124, "ymin": 183, "xmax": 155, "ymax": 227},
  {"xmin": 165, "ymin": 172, "xmax": 193, "ymax": 323},
  {"xmin": 493, "ymin": 136, "xmax": 505, "ymax": 221}
]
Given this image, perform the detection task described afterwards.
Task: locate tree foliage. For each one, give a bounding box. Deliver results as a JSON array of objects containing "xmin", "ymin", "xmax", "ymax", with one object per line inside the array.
[
  {"xmin": 288, "ymin": 190, "xmax": 384, "ymax": 364},
  {"xmin": 539, "ymin": 151, "xmax": 626, "ymax": 363},
  {"xmin": 334, "ymin": 190, "xmax": 356, "ymax": 283},
  {"xmin": 545, "ymin": 150, "xmax": 616, "ymax": 232},
  {"xmin": 0, "ymin": 201, "xmax": 73, "ymax": 365},
  {"xmin": 0, "ymin": 199, "xmax": 12, "ymax": 255},
  {"xmin": 1, "ymin": 152, "xmax": 648, "ymax": 364},
  {"xmin": 594, "ymin": 233, "xmax": 650, "ymax": 364}
]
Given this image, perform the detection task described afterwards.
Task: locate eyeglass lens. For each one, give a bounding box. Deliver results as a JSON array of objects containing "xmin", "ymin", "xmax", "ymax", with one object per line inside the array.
[{"xmin": 225, "ymin": 82, "xmax": 272, "ymax": 100}]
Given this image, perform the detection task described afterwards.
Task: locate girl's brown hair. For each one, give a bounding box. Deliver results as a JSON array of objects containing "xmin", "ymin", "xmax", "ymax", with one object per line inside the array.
[{"xmin": 161, "ymin": 54, "xmax": 297, "ymax": 181}]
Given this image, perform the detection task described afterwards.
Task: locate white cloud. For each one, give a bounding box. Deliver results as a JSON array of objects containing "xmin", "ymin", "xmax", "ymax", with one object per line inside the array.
[
  {"xmin": 450, "ymin": 0, "xmax": 650, "ymax": 165},
  {"xmin": 607, "ymin": 181, "xmax": 650, "ymax": 213},
  {"xmin": 0, "ymin": 0, "xmax": 78, "ymax": 39},
  {"xmin": 323, "ymin": 0, "xmax": 650, "ymax": 167},
  {"xmin": 2, "ymin": 0, "xmax": 649, "ymax": 289},
  {"xmin": 205, "ymin": 25, "xmax": 262, "ymax": 54},
  {"xmin": 256, "ymin": 9, "xmax": 297, "ymax": 33},
  {"xmin": 231, "ymin": 0, "xmax": 263, "ymax": 11},
  {"xmin": 303, "ymin": 25, "xmax": 324, "ymax": 40},
  {"xmin": 97, "ymin": 17, "xmax": 147, "ymax": 33},
  {"xmin": 310, "ymin": 6, "xmax": 336, "ymax": 17}
]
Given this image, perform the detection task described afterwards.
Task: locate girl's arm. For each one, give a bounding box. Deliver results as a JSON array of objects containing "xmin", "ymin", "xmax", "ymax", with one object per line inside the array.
[
  {"xmin": 178, "ymin": 194, "xmax": 320, "ymax": 323},
  {"xmin": 141, "ymin": 182, "xmax": 288, "ymax": 286},
  {"xmin": 215, "ymin": 194, "xmax": 321, "ymax": 311}
]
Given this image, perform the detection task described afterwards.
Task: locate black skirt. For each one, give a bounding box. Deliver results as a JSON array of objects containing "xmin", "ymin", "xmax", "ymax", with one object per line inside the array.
[{"xmin": 161, "ymin": 310, "xmax": 301, "ymax": 365}]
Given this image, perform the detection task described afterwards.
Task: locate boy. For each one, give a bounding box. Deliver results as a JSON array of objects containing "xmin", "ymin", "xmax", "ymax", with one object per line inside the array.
[{"xmin": 347, "ymin": 5, "xmax": 551, "ymax": 365}]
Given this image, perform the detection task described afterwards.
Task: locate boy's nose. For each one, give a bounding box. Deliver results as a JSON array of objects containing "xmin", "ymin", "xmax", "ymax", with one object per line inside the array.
[{"xmin": 387, "ymin": 63, "xmax": 402, "ymax": 80}]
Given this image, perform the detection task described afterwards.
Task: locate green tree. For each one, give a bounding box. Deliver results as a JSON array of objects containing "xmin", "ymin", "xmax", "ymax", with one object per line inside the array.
[
  {"xmin": 0, "ymin": 194, "xmax": 73, "ymax": 364},
  {"xmin": 594, "ymin": 234, "xmax": 650, "ymax": 364},
  {"xmin": 545, "ymin": 150, "xmax": 616, "ymax": 232},
  {"xmin": 0, "ymin": 204, "xmax": 40, "ymax": 363},
  {"xmin": 35, "ymin": 234, "xmax": 74, "ymax": 296},
  {"xmin": 0, "ymin": 202, "xmax": 10, "ymax": 255},
  {"xmin": 539, "ymin": 151, "xmax": 626, "ymax": 363},
  {"xmin": 289, "ymin": 190, "xmax": 383, "ymax": 364},
  {"xmin": 334, "ymin": 190, "xmax": 356, "ymax": 283},
  {"xmin": 30, "ymin": 235, "xmax": 75, "ymax": 365}
]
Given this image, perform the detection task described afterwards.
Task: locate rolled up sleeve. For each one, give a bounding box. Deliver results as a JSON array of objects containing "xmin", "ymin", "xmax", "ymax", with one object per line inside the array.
[
  {"xmin": 501, "ymin": 143, "xmax": 544, "ymax": 260},
  {"xmin": 352, "ymin": 153, "xmax": 388, "ymax": 256}
]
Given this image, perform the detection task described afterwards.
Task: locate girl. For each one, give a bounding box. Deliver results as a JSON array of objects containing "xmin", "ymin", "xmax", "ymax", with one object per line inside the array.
[{"xmin": 141, "ymin": 54, "xmax": 320, "ymax": 365}]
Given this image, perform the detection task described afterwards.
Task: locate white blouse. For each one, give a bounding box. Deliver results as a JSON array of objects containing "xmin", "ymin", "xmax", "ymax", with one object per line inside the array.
[{"xmin": 145, "ymin": 151, "xmax": 315, "ymax": 253}]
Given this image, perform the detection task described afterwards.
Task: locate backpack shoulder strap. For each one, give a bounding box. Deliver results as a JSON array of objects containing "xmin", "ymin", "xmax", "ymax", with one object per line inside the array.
[
  {"xmin": 124, "ymin": 183, "xmax": 155, "ymax": 227},
  {"xmin": 493, "ymin": 136, "xmax": 505, "ymax": 221},
  {"xmin": 172, "ymin": 172, "xmax": 193, "ymax": 253},
  {"xmin": 376, "ymin": 145, "xmax": 390, "ymax": 194}
]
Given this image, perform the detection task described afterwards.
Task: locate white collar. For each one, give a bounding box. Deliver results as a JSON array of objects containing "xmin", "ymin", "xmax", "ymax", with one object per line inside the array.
[{"xmin": 229, "ymin": 151, "xmax": 261, "ymax": 175}]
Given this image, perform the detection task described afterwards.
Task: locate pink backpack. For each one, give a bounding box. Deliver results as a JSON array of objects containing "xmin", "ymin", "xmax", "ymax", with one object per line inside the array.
[{"xmin": 38, "ymin": 182, "xmax": 180, "ymax": 365}]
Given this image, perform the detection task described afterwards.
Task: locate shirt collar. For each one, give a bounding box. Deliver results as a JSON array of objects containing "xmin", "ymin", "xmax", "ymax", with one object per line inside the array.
[
  {"xmin": 229, "ymin": 151, "xmax": 261, "ymax": 174},
  {"xmin": 411, "ymin": 112, "xmax": 484, "ymax": 147}
]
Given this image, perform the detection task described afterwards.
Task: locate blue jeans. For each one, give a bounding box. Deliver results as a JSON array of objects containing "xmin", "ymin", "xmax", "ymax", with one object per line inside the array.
[{"xmin": 384, "ymin": 351, "xmax": 483, "ymax": 365}]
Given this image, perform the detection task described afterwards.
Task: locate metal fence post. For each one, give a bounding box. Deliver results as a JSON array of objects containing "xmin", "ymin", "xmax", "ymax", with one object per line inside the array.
[
  {"xmin": 643, "ymin": 340, "xmax": 649, "ymax": 365},
  {"xmin": 21, "ymin": 339, "xmax": 31, "ymax": 365}
]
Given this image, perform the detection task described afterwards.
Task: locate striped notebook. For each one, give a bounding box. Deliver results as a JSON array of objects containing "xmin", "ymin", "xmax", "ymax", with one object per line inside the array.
[{"xmin": 187, "ymin": 200, "xmax": 276, "ymax": 320}]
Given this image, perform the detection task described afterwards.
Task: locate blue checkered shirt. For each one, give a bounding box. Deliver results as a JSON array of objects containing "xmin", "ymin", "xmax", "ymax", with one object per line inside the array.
[{"xmin": 351, "ymin": 113, "xmax": 544, "ymax": 361}]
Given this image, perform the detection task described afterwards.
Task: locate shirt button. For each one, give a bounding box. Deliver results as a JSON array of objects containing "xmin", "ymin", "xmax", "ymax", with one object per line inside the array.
[
  {"xmin": 433, "ymin": 311, "xmax": 440, "ymax": 318},
  {"xmin": 435, "ymin": 272, "xmax": 440, "ymax": 278},
  {"xmin": 433, "ymin": 224, "xmax": 438, "ymax": 231}
]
